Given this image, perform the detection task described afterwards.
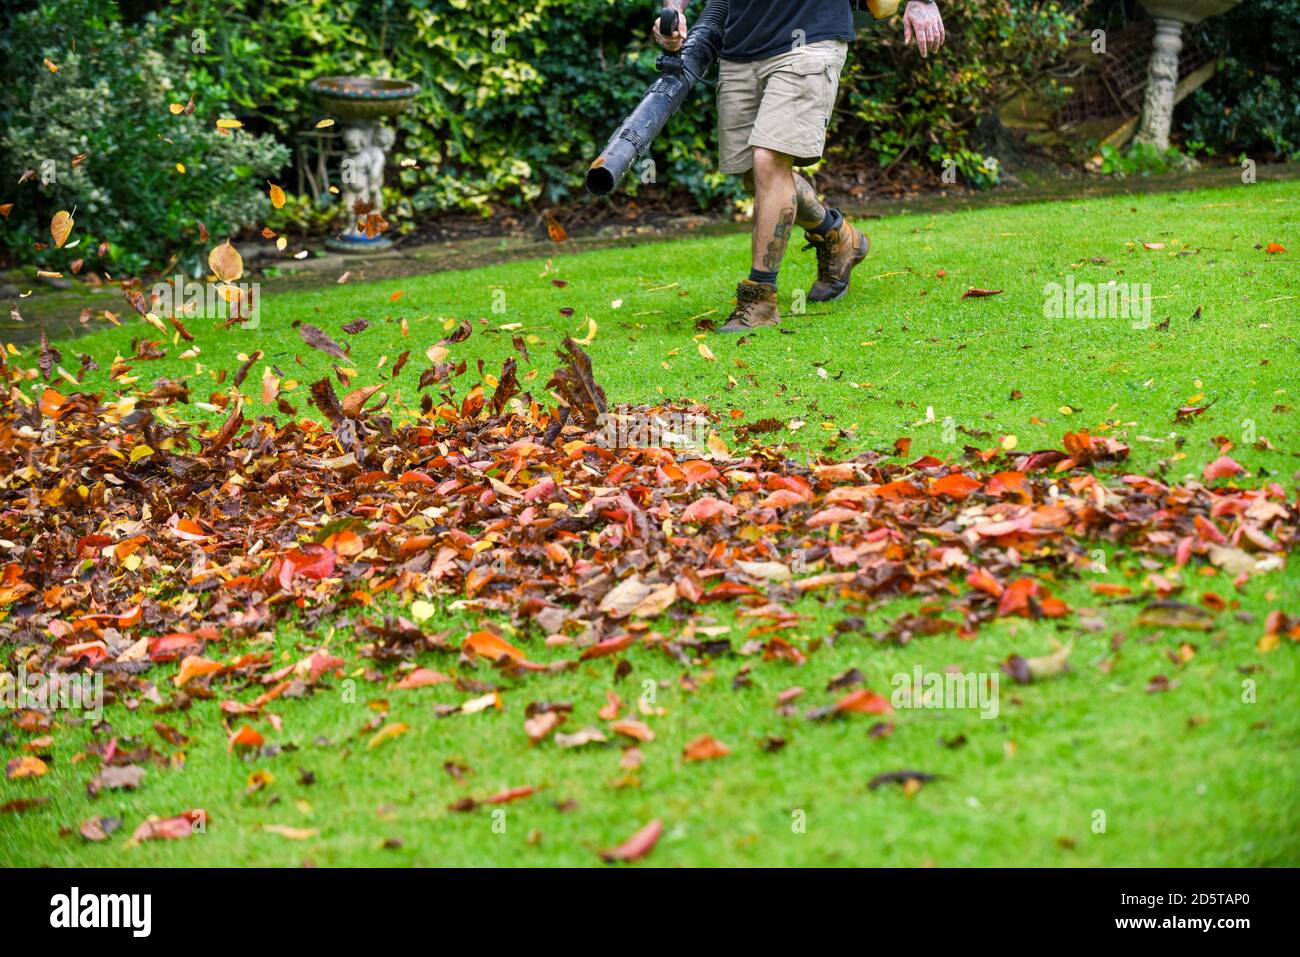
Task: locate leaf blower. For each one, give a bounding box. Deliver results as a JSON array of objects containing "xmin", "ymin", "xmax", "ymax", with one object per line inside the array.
[
  {"xmin": 585, "ymin": 0, "xmax": 728, "ymax": 196},
  {"xmin": 585, "ymin": 0, "xmax": 902, "ymax": 196}
]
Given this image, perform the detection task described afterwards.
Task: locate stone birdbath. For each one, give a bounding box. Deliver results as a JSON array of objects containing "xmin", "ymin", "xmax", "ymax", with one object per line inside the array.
[
  {"xmin": 309, "ymin": 76, "xmax": 420, "ymax": 252},
  {"xmin": 1134, "ymin": 0, "xmax": 1242, "ymax": 152}
]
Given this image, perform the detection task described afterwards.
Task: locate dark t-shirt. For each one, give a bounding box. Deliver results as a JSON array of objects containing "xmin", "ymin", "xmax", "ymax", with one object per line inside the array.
[{"xmin": 719, "ymin": 0, "xmax": 855, "ymax": 62}]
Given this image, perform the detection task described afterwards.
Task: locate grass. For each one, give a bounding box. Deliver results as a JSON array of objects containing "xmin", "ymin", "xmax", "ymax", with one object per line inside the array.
[{"xmin": 2, "ymin": 179, "xmax": 1298, "ymax": 866}]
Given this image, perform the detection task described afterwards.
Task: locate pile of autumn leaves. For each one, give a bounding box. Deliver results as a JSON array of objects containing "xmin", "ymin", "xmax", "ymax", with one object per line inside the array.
[{"xmin": 2, "ymin": 343, "xmax": 1298, "ymax": 854}]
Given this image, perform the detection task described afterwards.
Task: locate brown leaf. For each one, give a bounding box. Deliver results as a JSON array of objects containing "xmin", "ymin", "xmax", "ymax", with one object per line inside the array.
[
  {"xmin": 88, "ymin": 764, "xmax": 145, "ymax": 796},
  {"xmin": 299, "ymin": 324, "xmax": 349, "ymax": 360},
  {"xmin": 683, "ymin": 734, "xmax": 730, "ymax": 762}
]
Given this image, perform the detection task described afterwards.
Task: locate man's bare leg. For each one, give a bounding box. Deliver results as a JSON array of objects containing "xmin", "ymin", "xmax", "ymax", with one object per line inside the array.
[
  {"xmin": 721, "ymin": 152, "xmax": 846, "ymax": 331},
  {"xmin": 749, "ymin": 147, "xmax": 799, "ymax": 280},
  {"xmin": 744, "ymin": 168, "xmax": 828, "ymax": 231},
  {"xmin": 793, "ymin": 174, "xmax": 829, "ymax": 230}
]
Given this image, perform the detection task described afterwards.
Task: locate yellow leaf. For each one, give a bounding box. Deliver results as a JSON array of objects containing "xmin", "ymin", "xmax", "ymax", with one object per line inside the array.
[
  {"xmin": 367, "ymin": 722, "xmax": 409, "ymax": 750},
  {"xmin": 215, "ymin": 117, "xmax": 243, "ymax": 129},
  {"xmin": 698, "ymin": 342, "xmax": 716, "ymax": 362},
  {"xmin": 50, "ymin": 210, "xmax": 74, "ymax": 249},
  {"xmin": 208, "ymin": 241, "xmax": 243, "ymax": 283},
  {"xmin": 269, "ymin": 183, "xmax": 286, "ymax": 209},
  {"xmin": 6, "ymin": 755, "xmax": 47, "ymax": 779},
  {"xmin": 314, "ymin": 118, "xmax": 334, "ymax": 129},
  {"xmin": 129, "ymin": 444, "xmax": 154, "ymax": 463},
  {"xmin": 262, "ymin": 824, "xmax": 319, "ymax": 840},
  {"xmin": 461, "ymin": 691, "xmax": 501, "ymax": 715}
]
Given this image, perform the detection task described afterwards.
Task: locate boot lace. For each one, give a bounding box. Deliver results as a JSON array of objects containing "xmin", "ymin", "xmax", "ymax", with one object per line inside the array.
[{"xmin": 802, "ymin": 233, "xmax": 836, "ymax": 280}]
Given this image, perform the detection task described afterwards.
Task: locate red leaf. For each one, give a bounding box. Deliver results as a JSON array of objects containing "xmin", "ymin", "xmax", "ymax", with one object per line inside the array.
[{"xmin": 600, "ymin": 819, "xmax": 663, "ymax": 863}]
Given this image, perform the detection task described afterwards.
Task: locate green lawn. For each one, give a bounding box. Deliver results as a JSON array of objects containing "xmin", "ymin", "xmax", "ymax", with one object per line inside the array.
[{"xmin": 2, "ymin": 179, "xmax": 1298, "ymax": 866}]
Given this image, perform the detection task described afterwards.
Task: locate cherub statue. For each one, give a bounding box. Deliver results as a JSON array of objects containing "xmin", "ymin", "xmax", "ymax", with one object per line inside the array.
[
  {"xmin": 365, "ymin": 126, "xmax": 396, "ymax": 214},
  {"xmin": 339, "ymin": 126, "xmax": 370, "ymax": 215}
]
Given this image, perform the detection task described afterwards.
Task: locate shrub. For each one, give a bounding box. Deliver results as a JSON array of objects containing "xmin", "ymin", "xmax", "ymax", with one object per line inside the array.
[
  {"xmin": 1082, "ymin": 0, "xmax": 1300, "ymax": 163},
  {"xmin": 0, "ymin": 0, "xmax": 289, "ymax": 275},
  {"xmin": 1182, "ymin": 0, "xmax": 1300, "ymax": 162},
  {"xmin": 152, "ymin": 0, "xmax": 1082, "ymax": 220},
  {"xmin": 837, "ymin": 2, "xmax": 1083, "ymax": 187}
]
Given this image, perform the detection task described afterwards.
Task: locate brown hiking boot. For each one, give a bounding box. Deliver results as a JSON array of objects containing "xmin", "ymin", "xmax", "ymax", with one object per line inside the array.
[
  {"xmin": 719, "ymin": 280, "xmax": 780, "ymax": 332},
  {"xmin": 804, "ymin": 218, "xmax": 870, "ymax": 302}
]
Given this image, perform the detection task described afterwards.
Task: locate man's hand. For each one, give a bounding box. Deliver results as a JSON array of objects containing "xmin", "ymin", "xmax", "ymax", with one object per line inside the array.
[
  {"xmin": 903, "ymin": 1, "xmax": 945, "ymax": 58},
  {"xmin": 652, "ymin": 5, "xmax": 688, "ymax": 53}
]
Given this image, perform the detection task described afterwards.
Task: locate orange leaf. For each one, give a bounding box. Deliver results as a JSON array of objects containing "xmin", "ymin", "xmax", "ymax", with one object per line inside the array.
[
  {"xmin": 833, "ymin": 688, "xmax": 894, "ymax": 715},
  {"xmin": 610, "ymin": 719, "xmax": 655, "ymax": 742},
  {"xmin": 367, "ymin": 722, "xmax": 409, "ymax": 750},
  {"xmin": 393, "ymin": 667, "xmax": 450, "ymax": 690},
  {"xmin": 39, "ymin": 387, "xmax": 67, "ymax": 418},
  {"xmin": 930, "ymin": 473, "xmax": 983, "ymax": 499},
  {"xmin": 683, "ymin": 734, "xmax": 731, "ymax": 761},
  {"xmin": 174, "ymin": 654, "xmax": 222, "ymax": 687},
  {"xmin": 6, "ymin": 756, "xmax": 48, "ymax": 779},
  {"xmin": 228, "ymin": 725, "xmax": 264, "ymax": 751},
  {"xmin": 463, "ymin": 629, "xmax": 528, "ymax": 663},
  {"xmin": 545, "ymin": 216, "xmax": 568, "ymax": 242}
]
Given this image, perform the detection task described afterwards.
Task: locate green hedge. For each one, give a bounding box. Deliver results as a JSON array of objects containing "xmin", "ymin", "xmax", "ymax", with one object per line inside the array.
[
  {"xmin": 1182, "ymin": 0, "xmax": 1300, "ymax": 162},
  {"xmin": 4, "ymin": 0, "xmax": 1290, "ymax": 273},
  {"xmin": 0, "ymin": 0, "xmax": 289, "ymax": 276}
]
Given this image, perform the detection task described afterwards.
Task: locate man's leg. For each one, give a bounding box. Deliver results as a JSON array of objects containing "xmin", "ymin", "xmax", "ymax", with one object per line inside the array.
[
  {"xmin": 749, "ymin": 147, "xmax": 797, "ymax": 285},
  {"xmin": 793, "ymin": 174, "xmax": 829, "ymax": 230},
  {"xmin": 744, "ymin": 169, "xmax": 830, "ymax": 240},
  {"xmin": 720, "ymin": 149, "xmax": 801, "ymax": 332}
]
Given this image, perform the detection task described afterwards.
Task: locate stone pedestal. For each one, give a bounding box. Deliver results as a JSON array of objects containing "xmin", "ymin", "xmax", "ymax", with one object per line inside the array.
[
  {"xmin": 1134, "ymin": 18, "xmax": 1185, "ymax": 152},
  {"xmin": 1134, "ymin": 0, "xmax": 1243, "ymax": 152},
  {"xmin": 308, "ymin": 76, "xmax": 419, "ymax": 254}
]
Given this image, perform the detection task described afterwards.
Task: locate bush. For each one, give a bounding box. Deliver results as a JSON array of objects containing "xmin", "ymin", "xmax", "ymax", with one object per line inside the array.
[
  {"xmin": 151, "ymin": 0, "xmax": 1081, "ymax": 220},
  {"xmin": 8, "ymin": 0, "xmax": 1286, "ymax": 273},
  {"xmin": 1182, "ymin": 0, "xmax": 1300, "ymax": 162},
  {"xmin": 150, "ymin": 0, "xmax": 736, "ymax": 221},
  {"xmin": 837, "ymin": 1, "xmax": 1081, "ymax": 187},
  {"xmin": 1082, "ymin": 0, "xmax": 1300, "ymax": 163},
  {"xmin": 0, "ymin": 0, "xmax": 289, "ymax": 275}
]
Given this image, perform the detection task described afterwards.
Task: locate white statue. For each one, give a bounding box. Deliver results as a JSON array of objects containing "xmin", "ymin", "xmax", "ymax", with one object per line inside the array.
[{"xmin": 338, "ymin": 124, "xmax": 394, "ymax": 216}]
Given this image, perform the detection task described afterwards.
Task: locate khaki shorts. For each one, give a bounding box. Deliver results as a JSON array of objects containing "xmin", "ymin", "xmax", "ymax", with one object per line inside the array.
[{"xmin": 716, "ymin": 40, "xmax": 848, "ymax": 174}]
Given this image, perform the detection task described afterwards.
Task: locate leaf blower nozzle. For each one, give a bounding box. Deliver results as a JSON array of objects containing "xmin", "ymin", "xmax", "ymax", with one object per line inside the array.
[{"xmin": 585, "ymin": 0, "xmax": 728, "ymax": 196}]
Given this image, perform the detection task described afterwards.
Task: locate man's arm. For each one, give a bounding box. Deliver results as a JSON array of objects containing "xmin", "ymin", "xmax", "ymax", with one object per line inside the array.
[
  {"xmin": 652, "ymin": 0, "xmax": 690, "ymax": 52},
  {"xmin": 902, "ymin": 0, "xmax": 945, "ymax": 58}
]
